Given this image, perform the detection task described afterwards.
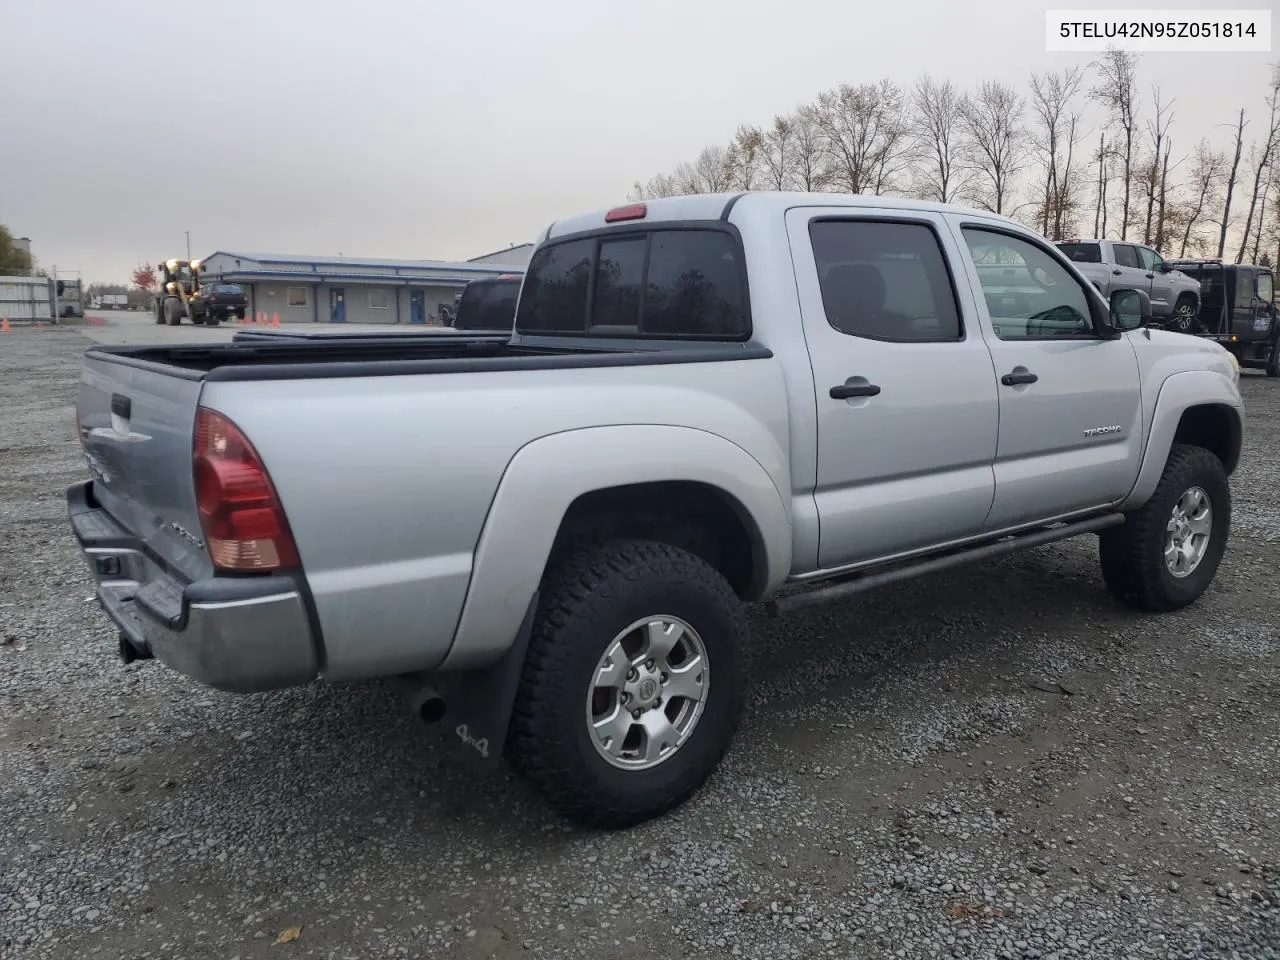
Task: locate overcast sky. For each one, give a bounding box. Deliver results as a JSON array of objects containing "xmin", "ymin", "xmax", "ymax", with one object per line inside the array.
[{"xmin": 0, "ymin": 0, "xmax": 1274, "ymax": 283}]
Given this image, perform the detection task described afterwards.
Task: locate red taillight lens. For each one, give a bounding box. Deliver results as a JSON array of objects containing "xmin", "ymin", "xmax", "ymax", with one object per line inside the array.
[{"xmin": 193, "ymin": 408, "xmax": 299, "ymax": 572}]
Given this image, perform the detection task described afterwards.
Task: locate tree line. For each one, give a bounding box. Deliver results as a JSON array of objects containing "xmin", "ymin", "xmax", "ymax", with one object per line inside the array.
[{"xmin": 629, "ymin": 53, "xmax": 1280, "ymax": 266}]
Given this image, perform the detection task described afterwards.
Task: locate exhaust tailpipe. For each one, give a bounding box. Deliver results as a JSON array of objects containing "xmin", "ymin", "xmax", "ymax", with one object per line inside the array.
[{"xmin": 387, "ymin": 672, "xmax": 447, "ymax": 724}]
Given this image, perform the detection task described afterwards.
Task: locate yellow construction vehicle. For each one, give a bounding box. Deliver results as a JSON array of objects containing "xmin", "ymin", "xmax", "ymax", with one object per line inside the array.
[{"xmin": 153, "ymin": 258, "xmax": 203, "ymax": 326}]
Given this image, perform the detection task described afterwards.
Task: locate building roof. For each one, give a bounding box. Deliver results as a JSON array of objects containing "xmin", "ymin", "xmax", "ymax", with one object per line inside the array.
[
  {"xmin": 197, "ymin": 249, "xmax": 526, "ymax": 287},
  {"xmin": 467, "ymin": 242, "xmax": 536, "ymax": 262}
]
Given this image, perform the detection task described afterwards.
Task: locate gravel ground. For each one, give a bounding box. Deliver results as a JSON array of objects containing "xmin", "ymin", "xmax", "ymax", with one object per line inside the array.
[{"xmin": 2, "ymin": 324, "xmax": 1278, "ymax": 959}]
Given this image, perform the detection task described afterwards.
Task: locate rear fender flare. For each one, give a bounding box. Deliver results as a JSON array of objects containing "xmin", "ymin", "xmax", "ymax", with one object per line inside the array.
[{"xmin": 440, "ymin": 424, "xmax": 791, "ymax": 671}]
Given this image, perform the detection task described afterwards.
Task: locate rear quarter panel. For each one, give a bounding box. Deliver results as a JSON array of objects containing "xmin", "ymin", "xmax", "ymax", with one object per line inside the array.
[{"xmin": 198, "ymin": 355, "xmax": 792, "ymax": 680}]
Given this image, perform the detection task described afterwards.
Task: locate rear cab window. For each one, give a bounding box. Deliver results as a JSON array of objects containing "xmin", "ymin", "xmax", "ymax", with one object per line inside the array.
[
  {"xmin": 515, "ymin": 226, "xmax": 749, "ymax": 339},
  {"xmin": 1056, "ymin": 242, "xmax": 1102, "ymax": 264}
]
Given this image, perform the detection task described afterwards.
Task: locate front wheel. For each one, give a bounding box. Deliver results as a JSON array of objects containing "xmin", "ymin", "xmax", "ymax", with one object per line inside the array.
[
  {"xmin": 1266, "ymin": 336, "xmax": 1279, "ymax": 378},
  {"xmin": 1099, "ymin": 443, "xmax": 1230, "ymax": 612},
  {"xmin": 508, "ymin": 539, "xmax": 747, "ymax": 829},
  {"xmin": 164, "ymin": 298, "xmax": 183, "ymax": 326}
]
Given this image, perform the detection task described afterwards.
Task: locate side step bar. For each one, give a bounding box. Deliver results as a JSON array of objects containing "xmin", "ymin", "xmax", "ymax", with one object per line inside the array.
[{"xmin": 766, "ymin": 513, "xmax": 1125, "ymax": 617}]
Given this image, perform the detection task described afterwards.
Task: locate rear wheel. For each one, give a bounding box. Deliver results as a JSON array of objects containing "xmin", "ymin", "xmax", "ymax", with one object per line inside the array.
[
  {"xmin": 509, "ymin": 538, "xmax": 747, "ymax": 829},
  {"xmin": 1099, "ymin": 443, "xmax": 1229, "ymax": 612},
  {"xmin": 1169, "ymin": 295, "xmax": 1198, "ymax": 334},
  {"xmin": 205, "ymin": 313, "xmax": 221, "ymax": 327},
  {"xmin": 164, "ymin": 298, "xmax": 183, "ymax": 326},
  {"xmin": 1266, "ymin": 335, "xmax": 1279, "ymax": 378}
]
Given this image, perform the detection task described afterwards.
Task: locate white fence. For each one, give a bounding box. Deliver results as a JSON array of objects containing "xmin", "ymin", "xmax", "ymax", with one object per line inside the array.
[{"xmin": 0, "ymin": 276, "xmax": 53, "ymax": 322}]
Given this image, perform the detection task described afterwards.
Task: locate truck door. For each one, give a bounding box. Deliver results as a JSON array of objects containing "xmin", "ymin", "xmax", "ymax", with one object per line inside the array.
[
  {"xmin": 1136, "ymin": 245, "xmax": 1174, "ymax": 316},
  {"xmin": 1111, "ymin": 243, "xmax": 1153, "ymax": 301},
  {"xmin": 955, "ymin": 220, "xmax": 1143, "ymax": 532},
  {"xmin": 784, "ymin": 207, "xmax": 999, "ymax": 570}
]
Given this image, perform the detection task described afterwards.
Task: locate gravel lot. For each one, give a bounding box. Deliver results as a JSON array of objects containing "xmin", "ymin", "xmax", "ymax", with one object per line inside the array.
[{"xmin": 2, "ymin": 324, "xmax": 1278, "ymax": 960}]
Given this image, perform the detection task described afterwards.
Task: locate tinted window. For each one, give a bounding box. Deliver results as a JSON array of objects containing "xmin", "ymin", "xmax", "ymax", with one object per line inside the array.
[
  {"xmin": 1237, "ymin": 269, "xmax": 1255, "ymax": 303},
  {"xmin": 1258, "ymin": 271, "xmax": 1274, "ymax": 303},
  {"xmin": 515, "ymin": 229, "xmax": 749, "ymax": 339},
  {"xmin": 1057, "ymin": 242, "xmax": 1102, "ymax": 264},
  {"xmin": 592, "ymin": 237, "xmax": 645, "ymax": 329},
  {"xmin": 642, "ymin": 231, "xmax": 747, "ymax": 337},
  {"xmin": 515, "ymin": 239, "xmax": 592, "ymax": 332},
  {"xmin": 809, "ymin": 220, "xmax": 961, "ymax": 342},
  {"xmin": 1113, "ymin": 244, "xmax": 1141, "ymax": 268},
  {"xmin": 455, "ymin": 280, "xmax": 519, "ymax": 330},
  {"xmin": 963, "ymin": 228, "xmax": 1095, "ymax": 340},
  {"xmin": 214, "ymin": 284, "xmax": 243, "ymax": 294}
]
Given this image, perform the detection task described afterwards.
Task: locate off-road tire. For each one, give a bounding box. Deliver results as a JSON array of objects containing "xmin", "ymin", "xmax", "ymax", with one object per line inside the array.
[
  {"xmin": 508, "ymin": 538, "xmax": 748, "ymax": 829},
  {"xmin": 1266, "ymin": 335, "xmax": 1279, "ymax": 378},
  {"xmin": 164, "ymin": 298, "xmax": 182, "ymax": 326},
  {"xmin": 1099, "ymin": 443, "xmax": 1230, "ymax": 612},
  {"xmin": 1169, "ymin": 295, "xmax": 1199, "ymax": 334}
]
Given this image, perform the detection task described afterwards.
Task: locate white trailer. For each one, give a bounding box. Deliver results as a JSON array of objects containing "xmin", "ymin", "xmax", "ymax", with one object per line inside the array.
[{"xmin": 0, "ymin": 276, "xmax": 54, "ymax": 323}]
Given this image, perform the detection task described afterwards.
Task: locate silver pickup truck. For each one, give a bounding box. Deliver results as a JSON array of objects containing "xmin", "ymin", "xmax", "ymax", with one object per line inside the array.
[
  {"xmin": 68, "ymin": 192, "xmax": 1245, "ymax": 828},
  {"xmin": 1055, "ymin": 237, "xmax": 1202, "ymax": 332}
]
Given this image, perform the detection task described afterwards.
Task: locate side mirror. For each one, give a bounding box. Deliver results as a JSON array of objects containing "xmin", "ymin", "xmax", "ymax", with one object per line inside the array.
[{"xmin": 1110, "ymin": 288, "xmax": 1151, "ymax": 331}]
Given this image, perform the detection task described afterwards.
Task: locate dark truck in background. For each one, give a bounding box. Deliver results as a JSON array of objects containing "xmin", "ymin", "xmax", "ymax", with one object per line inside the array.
[
  {"xmin": 447, "ymin": 274, "xmax": 522, "ymax": 331},
  {"xmin": 191, "ymin": 284, "xmax": 249, "ymax": 326},
  {"xmin": 1162, "ymin": 259, "xmax": 1278, "ymax": 378}
]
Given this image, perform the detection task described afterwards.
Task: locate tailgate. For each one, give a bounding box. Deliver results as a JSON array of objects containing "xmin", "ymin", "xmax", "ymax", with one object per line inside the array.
[{"xmin": 78, "ymin": 352, "xmax": 213, "ymax": 583}]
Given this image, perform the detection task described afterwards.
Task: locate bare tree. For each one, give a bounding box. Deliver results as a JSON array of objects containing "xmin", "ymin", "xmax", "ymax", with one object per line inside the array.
[
  {"xmin": 1029, "ymin": 67, "xmax": 1087, "ymax": 238},
  {"xmin": 1141, "ymin": 85, "xmax": 1174, "ymax": 244},
  {"xmin": 790, "ymin": 105, "xmax": 829, "ymax": 191},
  {"xmin": 1092, "ymin": 132, "xmax": 1111, "ymax": 236},
  {"xmin": 1175, "ymin": 141, "xmax": 1224, "ymax": 256},
  {"xmin": 911, "ymin": 75, "xmax": 968, "ymax": 203},
  {"xmin": 1090, "ymin": 48, "xmax": 1141, "ymax": 238},
  {"xmin": 628, "ymin": 172, "xmax": 681, "ymax": 201},
  {"xmin": 1236, "ymin": 65, "xmax": 1280, "ymax": 263},
  {"xmin": 759, "ymin": 114, "xmax": 795, "ymax": 190},
  {"xmin": 1252, "ymin": 157, "xmax": 1276, "ymax": 262},
  {"xmin": 726, "ymin": 125, "xmax": 764, "ymax": 191},
  {"xmin": 958, "ymin": 80, "xmax": 1025, "ymax": 216},
  {"xmin": 672, "ymin": 144, "xmax": 734, "ymax": 194},
  {"xmin": 811, "ymin": 80, "xmax": 911, "ymax": 195},
  {"xmin": 1219, "ymin": 109, "xmax": 1247, "ymax": 258},
  {"xmin": 1154, "ymin": 140, "xmax": 1176, "ymax": 251}
]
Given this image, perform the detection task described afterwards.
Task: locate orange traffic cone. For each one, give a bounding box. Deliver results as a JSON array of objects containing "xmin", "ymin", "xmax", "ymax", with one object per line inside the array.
[
  {"xmin": 1, "ymin": 317, "xmax": 9, "ymax": 333},
  {"xmin": 272, "ymin": 313, "xmax": 280, "ymax": 328},
  {"xmin": 258, "ymin": 311, "xmax": 266, "ymax": 326}
]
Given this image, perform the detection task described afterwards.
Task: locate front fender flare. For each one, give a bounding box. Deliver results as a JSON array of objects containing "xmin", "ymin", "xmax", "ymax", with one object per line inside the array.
[
  {"xmin": 1120, "ymin": 369, "xmax": 1244, "ymax": 510},
  {"xmin": 440, "ymin": 424, "xmax": 791, "ymax": 671}
]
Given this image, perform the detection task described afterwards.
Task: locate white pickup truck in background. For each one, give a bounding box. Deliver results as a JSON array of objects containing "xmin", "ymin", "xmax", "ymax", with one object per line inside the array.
[
  {"xmin": 68, "ymin": 192, "xmax": 1244, "ymax": 828},
  {"xmin": 1055, "ymin": 238, "xmax": 1202, "ymax": 332}
]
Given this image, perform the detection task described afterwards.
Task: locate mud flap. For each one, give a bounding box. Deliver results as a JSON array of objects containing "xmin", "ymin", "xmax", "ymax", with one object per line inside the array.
[{"xmin": 438, "ymin": 591, "xmax": 538, "ymax": 774}]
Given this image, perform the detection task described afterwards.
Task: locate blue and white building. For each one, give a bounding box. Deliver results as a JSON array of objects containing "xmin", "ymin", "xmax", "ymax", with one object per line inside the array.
[{"xmin": 196, "ymin": 243, "xmax": 534, "ymax": 325}]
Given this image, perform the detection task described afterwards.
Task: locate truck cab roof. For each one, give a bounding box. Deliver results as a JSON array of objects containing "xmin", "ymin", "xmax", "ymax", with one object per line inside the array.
[{"xmin": 542, "ymin": 191, "xmax": 1022, "ymax": 242}]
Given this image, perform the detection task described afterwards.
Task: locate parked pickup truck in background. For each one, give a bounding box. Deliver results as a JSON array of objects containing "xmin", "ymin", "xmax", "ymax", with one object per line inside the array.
[
  {"xmin": 448, "ymin": 274, "xmax": 522, "ymax": 331},
  {"xmin": 1056, "ymin": 238, "xmax": 1202, "ymax": 332},
  {"xmin": 68, "ymin": 192, "xmax": 1244, "ymax": 829},
  {"xmin": 190, "ymin": 283, "xmax": 248, "ymax": 326}
]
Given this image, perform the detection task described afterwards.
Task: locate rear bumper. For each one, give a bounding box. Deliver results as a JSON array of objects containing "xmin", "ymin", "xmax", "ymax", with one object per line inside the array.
[{"xmin": 66, "ymin": 480, "xmax": 320, "ymax": 693}]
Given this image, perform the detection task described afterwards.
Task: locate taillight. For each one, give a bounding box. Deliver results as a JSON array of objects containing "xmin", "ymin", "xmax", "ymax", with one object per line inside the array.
[{"xmin": 193, "ymin": 408, "xmax": 299, "ymax": 572}]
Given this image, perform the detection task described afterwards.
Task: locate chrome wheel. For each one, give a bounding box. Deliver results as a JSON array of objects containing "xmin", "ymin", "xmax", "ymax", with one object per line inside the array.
[
  {"xmin": 1165, "ymin": 486, "xmax": 1212, "ymax": 578},
  {"xmin": 1172, "ymin": 301, "xmax": 1196, "ymax": 331},
  {"xmin": 586, "ymin": 616, "xmax": 709, "ymax": 771}
]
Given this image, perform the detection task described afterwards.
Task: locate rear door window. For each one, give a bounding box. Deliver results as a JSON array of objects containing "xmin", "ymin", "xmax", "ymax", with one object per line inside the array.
[{"xmin": 515, "ymin": 228, "xmax": 749, "ymax": 339}]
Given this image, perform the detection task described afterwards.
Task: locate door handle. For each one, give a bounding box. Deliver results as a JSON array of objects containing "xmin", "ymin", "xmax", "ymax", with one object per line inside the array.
[
  {"xmin": 1112, "ymin": 269, "xmax": 1122, "ymax": 276},
  {"xmin": 1144, "ymin": 273, "xmax": 1154, "ymax": 279},
  {"xmin": 830, "ymin": 381, "xmax": 881, "ymax": 399},
  {"xmin": 1001, "ymin": 370, "xmax": 1039, "ymax": 386}
]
